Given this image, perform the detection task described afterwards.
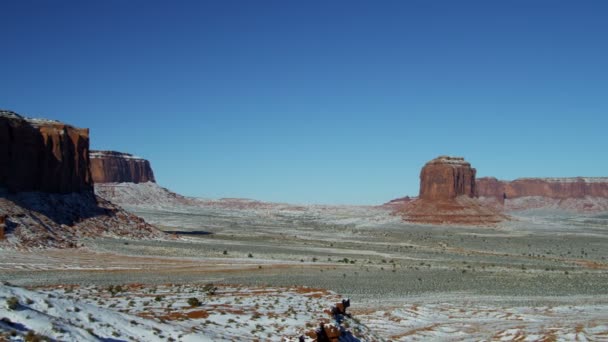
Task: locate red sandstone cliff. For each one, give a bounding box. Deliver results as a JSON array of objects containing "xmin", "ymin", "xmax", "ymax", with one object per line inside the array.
[
  {"xmin": 0, "ymin": 110, "xmax": 92, "ymax": 193},
  {"xmin": 90, "ymin": 151, "xmax": 156, "ymax": 184},
  {"xmin": 477, "ymin": 177, "xmax": 608, "ymax": 201}
]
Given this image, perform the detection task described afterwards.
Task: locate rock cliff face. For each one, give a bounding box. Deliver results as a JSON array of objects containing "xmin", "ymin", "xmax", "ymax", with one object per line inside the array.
[
  {"xmin": 90, "ymin": 151, "xmax": 156, "ymax": 184},
  {"xmin": 0, "ymin": 214, "xmax": 5, "ymax": 240},
  {"xmin": 398, "ymin": 156, "xmax": 505, "ymax": 225},
  {"xmin": 477, "ymin": 177, "xmax": 608, "ymax": 201},
  {"xmin": 419, "ymin": 156, "xmax": 476, "ymax": 200},
  {"xmin": 0, "ymin": 110, "xmax": 92, "ymax": 193}
]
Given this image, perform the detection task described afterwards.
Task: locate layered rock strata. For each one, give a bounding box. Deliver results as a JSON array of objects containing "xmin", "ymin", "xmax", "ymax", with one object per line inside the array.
[
  {"xmin": 0, "ymin": 110, "xmax": 92, "ymax": 193},
  {"xmin": 90, "ymin": 151, "xmax": 156, "ymax": 184}
]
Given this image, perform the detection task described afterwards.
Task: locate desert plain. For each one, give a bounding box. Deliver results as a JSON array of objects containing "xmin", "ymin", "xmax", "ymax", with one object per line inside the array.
[{"xmin": 2, "ymin": 185, "xmax": 607, "ymax": 341}]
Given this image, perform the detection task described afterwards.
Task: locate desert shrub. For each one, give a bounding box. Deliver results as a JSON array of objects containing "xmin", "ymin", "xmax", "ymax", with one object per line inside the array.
[
  {"xmin": 85, "ymin": 328, "xmax": 98, "ymax": 338},
  {"xmin": 6, "ymin": 297, "xmax": 19, "ymax": 310},
  {"xmin": 203, "ymin": 284, "xmax": 217, "ymax": 296},
  {"xmin": 24, "ymin": 330, "xmax": 49, "ymax": 342},
  {"xmin": 187, "ymin": 297, "xmax": 201, "ymax": 307}
]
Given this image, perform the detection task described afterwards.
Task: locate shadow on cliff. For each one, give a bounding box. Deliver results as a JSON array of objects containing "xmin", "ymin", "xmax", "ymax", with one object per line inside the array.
[{"xmin": 0, "ymin": 190, "xmax": 116, "ymax": 227}]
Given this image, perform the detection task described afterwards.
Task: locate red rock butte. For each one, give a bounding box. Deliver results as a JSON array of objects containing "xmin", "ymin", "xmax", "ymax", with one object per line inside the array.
[
  {"xmin": 419, "ymin": 156, "xmax": 476, "ymax": 200},
  {"xmin": 398, "ymin": 156, "xmax": 506, "ymax": 225}
]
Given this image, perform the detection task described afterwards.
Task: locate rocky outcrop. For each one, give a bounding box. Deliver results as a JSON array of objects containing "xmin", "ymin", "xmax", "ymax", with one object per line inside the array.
[
  {"xmin": 90, "ymin": 151, "xmax": 156, "ymax": 184},
  {"xmin": 0, "ymin": 214, "xmax": 6, "ymax": 240},
  {"xmin": 0, "ymin": 110, "xmax": 92, "ymax": 193},
  {"xmin": 477, "ymin": 177, "xmax": 608, "ymax": 201},
  {"xmin": 397, "ymin": 156, "xmax": 506, "ymax": 225},
  {"xmin": 419, "ymin": 156, "xmax": 476, "ymax": 200},
  {"xmin": 0, "ymin": 189, "xmax": 165, "ymax": 248}
]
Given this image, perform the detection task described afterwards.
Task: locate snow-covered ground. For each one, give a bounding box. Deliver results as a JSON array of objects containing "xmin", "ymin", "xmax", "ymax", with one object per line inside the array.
[
  {"xmin": 1, "ymin": 283, "xmax": 378, "ymax": 341},
  {"xmin": 354, "ymin": 298, "xmax": 608, "ymax": 341},
  {"xmin": 3, "ymin": 283, "xmax": 607, "ymax": 341}
]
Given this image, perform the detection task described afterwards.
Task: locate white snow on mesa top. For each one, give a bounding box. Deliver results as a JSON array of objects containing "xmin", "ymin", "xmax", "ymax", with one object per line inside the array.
[
  {"xmin": 0, "ymin": 109, "xmax": 76, "ymax": 127},
  {"xmin": 428, "ymin": 156, "xmax": 470, "ymax": 166},
  {"xmin": 515, "ymin": 177, "xmax": 608, "ymax": 183},
  {"xmin": 90, "ymin": 151, "xmax": 145, "ymax": 160},
  {"xmin": 0, "ymin": 110, "xmax": 23, "ymax": 120}
]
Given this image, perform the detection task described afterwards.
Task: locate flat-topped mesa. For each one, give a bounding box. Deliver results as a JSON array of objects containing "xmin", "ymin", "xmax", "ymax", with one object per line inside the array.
[
  {"xmin": 419, "ymin": 156, "xmax": 477, "ymax": 201},
  {"xmin": 90, "ymin": 150, "xmax": 156, "ymax": 184},
  {"xmin": 0, "ymin": 110, "xmax": 92, "ymax": 193},
  {"xmin": 477, "ymin": 177, "xmax": 608, "ymax": 202}
]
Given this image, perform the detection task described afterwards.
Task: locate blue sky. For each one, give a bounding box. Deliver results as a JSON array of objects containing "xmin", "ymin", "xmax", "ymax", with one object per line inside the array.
[{"xmin": 1, "ymin": 1, "xmax": 607, "ymax": 204}]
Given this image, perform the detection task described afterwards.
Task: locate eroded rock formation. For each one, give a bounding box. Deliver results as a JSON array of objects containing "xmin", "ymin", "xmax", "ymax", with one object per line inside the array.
[
  {"xmin": 398, "ymin": 156, "xmax": 506, "ymax": 225},
  {"xmin": 0, "ymin": 110, "xmax": 92, "ymax": 193},
  {"xmin": 90, "ymin": 151, "xmax": 156, "ymax": 184},
  {"xmin": 419, "ymin": 156, "xmax": 476, "ymax": 200}
]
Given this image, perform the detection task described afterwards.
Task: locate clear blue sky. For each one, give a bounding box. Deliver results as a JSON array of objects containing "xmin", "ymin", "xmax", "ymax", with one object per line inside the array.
[{"xmin": 1, "ymin": 1, "xmax": 607, "ymax": 204}]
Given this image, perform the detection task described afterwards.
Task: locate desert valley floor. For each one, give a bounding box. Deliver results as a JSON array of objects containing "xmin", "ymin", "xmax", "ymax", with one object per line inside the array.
[{"xmin": 1, "ymin": 185, "xmax": 608, "ymax": 341}]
